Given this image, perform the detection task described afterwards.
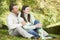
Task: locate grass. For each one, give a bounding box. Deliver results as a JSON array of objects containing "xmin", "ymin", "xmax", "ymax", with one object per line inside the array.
[{"xmin": 0, "ymin": 29, "xmax": 60, "ymax": 40}]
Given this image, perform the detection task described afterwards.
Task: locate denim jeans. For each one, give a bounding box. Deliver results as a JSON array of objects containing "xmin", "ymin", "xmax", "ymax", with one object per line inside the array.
[
  {"xmin": 28, "ymin": 20, "xmax": 40, "ymax": 38},
  {"xmin": 34, "ymin": 20, "xmax": 40, "ymax": 32},
  {"xmin": 34, "ymin": 20, "xmax": 48, "ymax": 36},
  {"xmin": 28, "ymin": 30, "xmax": 40, "ymax": 38}
]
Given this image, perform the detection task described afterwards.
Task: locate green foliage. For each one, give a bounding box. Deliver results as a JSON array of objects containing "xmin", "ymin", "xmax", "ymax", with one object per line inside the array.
[
  {"xmin": 0, "ymin": 29, "xmax": 60, "ymax": 40},
  {"xmin": 0, "ymin": 0, "xmax": 60, "ymax": 39},
  {"xmin": 0, "ymin": 19, "xmax": 3, "ymax": 27},
  {"xmin": 0, "ymin": 0, "xmax": 60, "ymax": 28}
]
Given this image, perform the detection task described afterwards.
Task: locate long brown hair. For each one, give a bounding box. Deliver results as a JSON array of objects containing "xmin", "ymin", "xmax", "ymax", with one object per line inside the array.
[{"xmin": 21, "ymin": 5, "xmax": 30, "ymax": 22}]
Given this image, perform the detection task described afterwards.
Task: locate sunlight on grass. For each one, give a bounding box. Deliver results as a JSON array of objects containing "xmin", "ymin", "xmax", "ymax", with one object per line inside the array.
[{"xmin": 0, "ymin": 29, "xmax": 60, "ymax": 40}]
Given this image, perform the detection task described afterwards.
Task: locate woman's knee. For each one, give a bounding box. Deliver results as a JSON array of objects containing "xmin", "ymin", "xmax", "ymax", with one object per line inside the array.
[{"xmin": 34, "ymin": 20, "xmax": 40, "ymax": 25}]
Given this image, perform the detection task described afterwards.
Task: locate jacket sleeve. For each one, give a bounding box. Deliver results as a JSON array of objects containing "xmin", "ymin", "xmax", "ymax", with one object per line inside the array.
[
  {"xmin": 30, "ymin": 14, "xmax": 35, "ymax": 25},
  {"xmin": 23, "ymin": 22, "xmax": 36, "ymax": 30},
  {"xmin": 23, "ymin": 25, "xmax": 36, "ymax": 30},
  {"xmin": 7, "ymin": 16, "xmax": 22, "ymax": 29}
]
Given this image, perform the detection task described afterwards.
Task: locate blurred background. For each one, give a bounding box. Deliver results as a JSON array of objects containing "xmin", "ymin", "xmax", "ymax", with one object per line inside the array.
[{"xmin": 0, "ymin": 0, "xmax": 60, "ymax": 40}]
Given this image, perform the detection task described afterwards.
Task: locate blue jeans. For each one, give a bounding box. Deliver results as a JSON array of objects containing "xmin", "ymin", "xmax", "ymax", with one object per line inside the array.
[
  {"xmin": 28, "ymin": 30, "xmax": 40, "ymax": 38},
  {"xmin": 34, "ymin": 20, "xmax": 40, "ymax": 32},
  {"xmin": 28, "ymin": 20, "xmax": 40, "ymax": 38},
  {"xmin": 34, "ymin": 20, "xmax": 48, "ymax": 36}
]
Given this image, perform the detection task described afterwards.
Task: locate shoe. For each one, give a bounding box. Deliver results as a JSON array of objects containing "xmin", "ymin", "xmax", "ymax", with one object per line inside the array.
[{"xmin": 45, "ymin": 35, "xmax": 56, "ymax": 39}]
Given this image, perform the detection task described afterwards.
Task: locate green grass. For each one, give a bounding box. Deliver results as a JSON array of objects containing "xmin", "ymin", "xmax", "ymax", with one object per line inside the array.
[{"xmin": 0, "ymin": 29, "xmax": 60, "ymax": 40}]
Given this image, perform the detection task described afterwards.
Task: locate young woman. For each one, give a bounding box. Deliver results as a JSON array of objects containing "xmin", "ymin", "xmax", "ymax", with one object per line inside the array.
[{"xmin": 19, "ymin": 5, "xmax": 53, "ymax": 39}]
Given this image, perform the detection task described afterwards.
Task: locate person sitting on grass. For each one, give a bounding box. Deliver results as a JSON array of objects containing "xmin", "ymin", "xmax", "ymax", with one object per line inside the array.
[
  {"xmin": 19, "ymin": 5, "xmax": 54, "ymax": 39},
  {"xmin": 7, "ymin": 4, "xmax": 35, "ymax": 39}
]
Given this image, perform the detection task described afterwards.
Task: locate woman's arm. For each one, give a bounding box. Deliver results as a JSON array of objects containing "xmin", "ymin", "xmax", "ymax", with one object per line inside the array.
[
  {"xmin": 30, "ymin": 14, "xmax": 42, "ymax": 27},
  {"xmin": 30, "ymin": 14, "xmax": 35, "ymax": 25}
]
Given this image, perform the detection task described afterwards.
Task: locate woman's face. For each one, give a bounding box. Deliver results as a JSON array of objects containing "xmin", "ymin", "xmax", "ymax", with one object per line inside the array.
[{"xmin": 23, "ymin": 7, "xmax": 30, "ymax": 14}]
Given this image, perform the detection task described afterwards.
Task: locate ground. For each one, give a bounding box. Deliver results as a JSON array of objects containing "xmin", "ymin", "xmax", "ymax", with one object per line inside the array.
[{"xmin": 0, "ymin": 29, "xmax": 60, "ymax": 40}]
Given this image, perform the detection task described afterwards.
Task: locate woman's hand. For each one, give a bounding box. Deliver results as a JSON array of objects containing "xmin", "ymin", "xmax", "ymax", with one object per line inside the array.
[
  {"xmin": 38, "ymin": 23, "xmax": 42, "ymax": 27},
  {"xmin": 21, "ymin": 21, "xmax": 26, "ymax": 26},
  {"xmin": 35, "ymin": 23, "xmax": 42, "ymax": 28}
]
